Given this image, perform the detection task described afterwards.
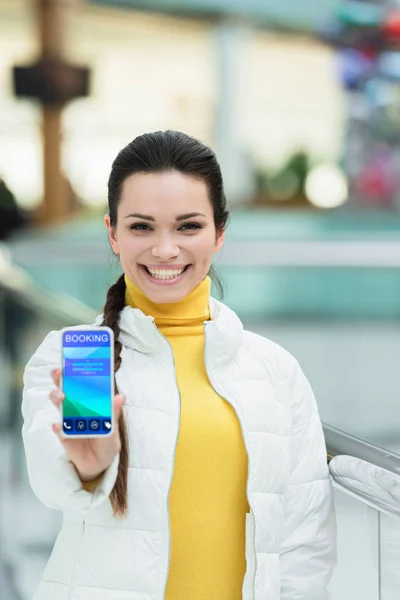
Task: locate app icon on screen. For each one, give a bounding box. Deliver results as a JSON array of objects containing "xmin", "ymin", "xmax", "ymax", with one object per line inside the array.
[{"xmin": 102, "ymin": 419, "xmax": 112, "ymax": 431}]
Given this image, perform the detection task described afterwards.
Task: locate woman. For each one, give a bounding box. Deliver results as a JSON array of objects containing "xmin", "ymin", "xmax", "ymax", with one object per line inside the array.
[{"xmin": 22, "ymin": 130, "xmax": 336, "ymax": 600}]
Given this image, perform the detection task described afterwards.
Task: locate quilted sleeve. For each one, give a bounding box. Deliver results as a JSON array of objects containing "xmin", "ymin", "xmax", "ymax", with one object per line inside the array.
[
  {"xmin": 279, "ymin": 359, "xmax": 337, "ymax": 600},
  {"xmin": 21, "ymin": 330, "xmax": 119, "ymax": 514}
]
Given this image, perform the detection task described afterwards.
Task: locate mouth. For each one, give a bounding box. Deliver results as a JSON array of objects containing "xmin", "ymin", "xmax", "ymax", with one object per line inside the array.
[{"xmin": 140, "ymin": 264, "xmax": 192, "ymax": 284}]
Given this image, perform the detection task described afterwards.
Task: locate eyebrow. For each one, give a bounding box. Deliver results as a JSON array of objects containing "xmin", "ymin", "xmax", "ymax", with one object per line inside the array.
[{"xmin": 124, "ymin": 212, "xmax": 206, "ymax": 221}]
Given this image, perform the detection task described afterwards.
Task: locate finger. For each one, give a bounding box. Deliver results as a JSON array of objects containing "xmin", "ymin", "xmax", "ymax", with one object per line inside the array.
[
  {"xmin": 52, "ymin": 422, "xmax": 70, "ymax": 445},
  {"xmin": 52, "ymin": 368, "xmax": 62, "ymax": 388},
  {"xmin": 112, "ymin": 394, "xmax": 125, "ymax": 424},
  {"xmin": 49, "ymin": 388, "xmax": 65, "ymax": 409}
]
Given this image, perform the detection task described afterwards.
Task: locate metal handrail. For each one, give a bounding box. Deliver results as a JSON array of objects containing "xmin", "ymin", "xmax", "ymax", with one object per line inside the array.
[
  {"xmin": 0, "ymin": 244, "xmax": 96, "ymax": 325},
  {"xmin": 324, "ymin": 423, "xmax": 400, "ymax": 476},
  {"xmin": 326, "ymin": 425, "xmax": 400, "ymax": 519}
]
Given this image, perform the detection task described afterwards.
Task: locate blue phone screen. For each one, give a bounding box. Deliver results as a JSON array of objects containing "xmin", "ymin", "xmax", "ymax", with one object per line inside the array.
[{"xmin": 62, "ymin": 329, "xmax": 113, "ymax": 435}]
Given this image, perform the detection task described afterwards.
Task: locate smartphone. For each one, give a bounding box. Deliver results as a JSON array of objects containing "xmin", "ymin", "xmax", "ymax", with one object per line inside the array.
[{"xmin": 60, "ymin": 326, "xmax": 114, "ymax": 438}]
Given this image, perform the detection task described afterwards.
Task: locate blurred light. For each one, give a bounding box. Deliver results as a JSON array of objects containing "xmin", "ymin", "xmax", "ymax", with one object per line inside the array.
[
  {"xmin": 77, "ymin": 162, "xmax": 109, "ymax": 207},
  {"xmin": 336, "ymin": 48, "xmax": 375, "ymax": 90},
  {"xmin": 377, "ymin": 51, "xmax": 400, "ymax": 82},
  {"xmin": 384, "ymin": 12, "xmax": 400, "ymax": 42},
  {"xmin": 336, "ymin": 1, "xmax": 384, "ymax": 28},
  {"xmin": 0, "ymin": 136, "xmax": 43, "ymax": 209},
  {"xmin": 64, "ymin": 137, "xmax": 126, "ymax": 207},
  {"xmin": 365, "ymin": 78, "xmax": 397, "ymax": 107},
  {"xmin": 306, "ymin": 164, "xmax": 348, "ymax": 209}
]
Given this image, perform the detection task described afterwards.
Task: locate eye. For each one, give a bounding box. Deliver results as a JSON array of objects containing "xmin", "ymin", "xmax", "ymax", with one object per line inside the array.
[
  {"xmin": 179, "ymin": 222, "xmax": 203, "ymax": 231},
  {"xmin": 129, "ymin": 223, "xmax": 152, "ymax": 231}
]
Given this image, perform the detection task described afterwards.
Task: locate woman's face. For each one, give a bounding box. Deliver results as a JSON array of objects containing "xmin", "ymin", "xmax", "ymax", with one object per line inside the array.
[{"xmin": 105, "ymin": 171, "xmax": 225, "ymax": 304}]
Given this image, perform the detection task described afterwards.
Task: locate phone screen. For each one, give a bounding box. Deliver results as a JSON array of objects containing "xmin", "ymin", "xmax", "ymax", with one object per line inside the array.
[{"xmin": 61, "ymin": 328, "xmax": 113, "ymax": 436}]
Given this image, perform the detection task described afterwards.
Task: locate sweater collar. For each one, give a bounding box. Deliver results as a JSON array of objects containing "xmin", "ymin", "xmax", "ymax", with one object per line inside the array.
[{"xmin": 124, "ymin": 274, "xmax": 211, "ymax": 336}]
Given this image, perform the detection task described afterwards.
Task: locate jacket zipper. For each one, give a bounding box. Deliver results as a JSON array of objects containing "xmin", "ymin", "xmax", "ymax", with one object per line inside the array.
[
  {"xmin": 203, "ymin": 322, "xmax": 257, "ymax": 600},
  {"xmin": 152, "ymin": 324, "xmax": 182, "ymax": 600},
  {"xmin": 152, "ymin": 321, "xmax": 256, "ymax": 599}
]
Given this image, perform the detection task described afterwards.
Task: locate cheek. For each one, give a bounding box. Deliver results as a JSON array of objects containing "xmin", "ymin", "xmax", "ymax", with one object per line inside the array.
[
  {"xmin": 118, "ymin": 233, "xmax": 145, "ymax": 258},
  {"xmin": 190, "ymin": 233, "xmax": 218, "ymax": 260}
]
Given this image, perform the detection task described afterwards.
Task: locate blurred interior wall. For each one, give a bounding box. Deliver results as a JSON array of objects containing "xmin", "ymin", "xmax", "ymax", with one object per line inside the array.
[{"xmin": 0, "ymin": 0, "xmax": 345, "ymax": 209}]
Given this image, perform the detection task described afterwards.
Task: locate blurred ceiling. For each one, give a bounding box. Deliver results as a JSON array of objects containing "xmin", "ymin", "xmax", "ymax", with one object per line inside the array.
[{"xmin": 91, "ymin": 0, "xmax": 339, "ymax": 31}]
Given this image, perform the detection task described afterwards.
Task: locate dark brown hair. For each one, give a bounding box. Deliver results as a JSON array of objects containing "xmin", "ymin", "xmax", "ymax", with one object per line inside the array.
[
  {"xmin": 103, "ymin": 130, "xmax": 229, "ymax": 516},
  {"xmin": 101, "ymin": 274, "xmax": 128, "ymax": 517}
]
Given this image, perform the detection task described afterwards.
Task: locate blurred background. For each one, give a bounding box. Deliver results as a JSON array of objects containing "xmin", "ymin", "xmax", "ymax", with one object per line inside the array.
[{"xmin": 2, "ymin": 0, "xmax": 400, "ymax": 598}]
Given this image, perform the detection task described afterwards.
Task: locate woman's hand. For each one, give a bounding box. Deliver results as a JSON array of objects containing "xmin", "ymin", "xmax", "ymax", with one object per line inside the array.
[{"xmin": 50, "ymin": 368, "xmax": 125, "ymax": 483}]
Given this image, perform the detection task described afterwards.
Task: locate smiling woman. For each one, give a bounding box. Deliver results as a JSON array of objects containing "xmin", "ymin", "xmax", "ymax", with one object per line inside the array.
[
  {"xmin": 22, "ymin": 130, "xmax": 336, "ymax": 600},
  {"xmin": 104, "ymin": 169, "xmax": 224, "ymax": 302}
]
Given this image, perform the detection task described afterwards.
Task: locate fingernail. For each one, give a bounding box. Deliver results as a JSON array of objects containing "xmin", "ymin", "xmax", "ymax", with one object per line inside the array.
[{"xmin": 54, "ymin": 390, "xmax": 64, "ymax": 400}]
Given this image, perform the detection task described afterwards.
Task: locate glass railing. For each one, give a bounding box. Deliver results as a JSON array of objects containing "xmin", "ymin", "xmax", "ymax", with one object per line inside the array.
[
  {"xmin": 328, "ymin": 438, "xmax": 400, "ymax": 600},
  {"xmin": 218, "ymin": 239, "xmax": 400, "ymax": 457},
  {"xmin": 2, "ymin": 241, "xmax": 400, "ymax": 599},
  {"xmin": 329, "ymin": 480, "xmax": 400, "ymax": 600},
  {"xmin": 0, "ymin": 244, "xmax": 95, "ymax": 600}
]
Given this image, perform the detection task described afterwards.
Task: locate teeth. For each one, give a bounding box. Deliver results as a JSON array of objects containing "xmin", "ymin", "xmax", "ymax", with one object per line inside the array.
[{"xmin": 147, "ymin": 267, "xmax": 185, "ymax": 280}]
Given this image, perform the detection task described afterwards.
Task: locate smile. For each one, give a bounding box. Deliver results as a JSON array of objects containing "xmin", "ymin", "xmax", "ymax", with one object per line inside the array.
[{"xmin": 140, "ymin": 264, "xmax": 191, "ymax": 284}]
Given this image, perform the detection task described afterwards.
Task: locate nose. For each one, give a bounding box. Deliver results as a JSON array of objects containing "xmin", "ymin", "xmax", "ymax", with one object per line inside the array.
[{"xmin": 151, "ymin": 232, "xmax": 180, "ymax": 260}]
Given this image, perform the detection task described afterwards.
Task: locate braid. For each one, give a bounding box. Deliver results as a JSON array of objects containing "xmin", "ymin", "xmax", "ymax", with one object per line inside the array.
[{"xmin": 102, "ymin": 274, "xmax": 129, "ymax": 517}]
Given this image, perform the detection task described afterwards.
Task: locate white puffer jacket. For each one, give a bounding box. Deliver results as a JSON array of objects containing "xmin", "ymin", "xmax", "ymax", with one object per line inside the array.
[{"xmin": 22, "ymin": 298, "xmax": 337, "ymax": 600}]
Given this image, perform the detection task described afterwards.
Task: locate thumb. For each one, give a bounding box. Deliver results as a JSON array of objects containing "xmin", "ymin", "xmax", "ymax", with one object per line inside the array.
[{"xmin": 112, "ymin": 394, "xmax": 125, "ymax": 423}]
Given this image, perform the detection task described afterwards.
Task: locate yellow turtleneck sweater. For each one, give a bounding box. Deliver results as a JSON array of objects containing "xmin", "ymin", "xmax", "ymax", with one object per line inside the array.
[{"xmin": 125, "ymin": 275, "xmax": 249, "ymax": 600}]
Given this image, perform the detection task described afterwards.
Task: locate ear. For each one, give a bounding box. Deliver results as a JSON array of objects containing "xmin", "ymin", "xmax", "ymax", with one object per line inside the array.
[
  {"xmin": 104, "ymin": 214, "xmax": 119, "ymax": 255},
  {"xmin": 213, "ymin": 229, "xmax": 225, "ymax": 254}
]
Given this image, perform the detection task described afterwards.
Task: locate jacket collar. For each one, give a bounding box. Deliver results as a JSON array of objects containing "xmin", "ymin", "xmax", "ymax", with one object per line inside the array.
[{"xmin": 95, "ymin": 297, "xmax": 243, "ymax": 367}]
